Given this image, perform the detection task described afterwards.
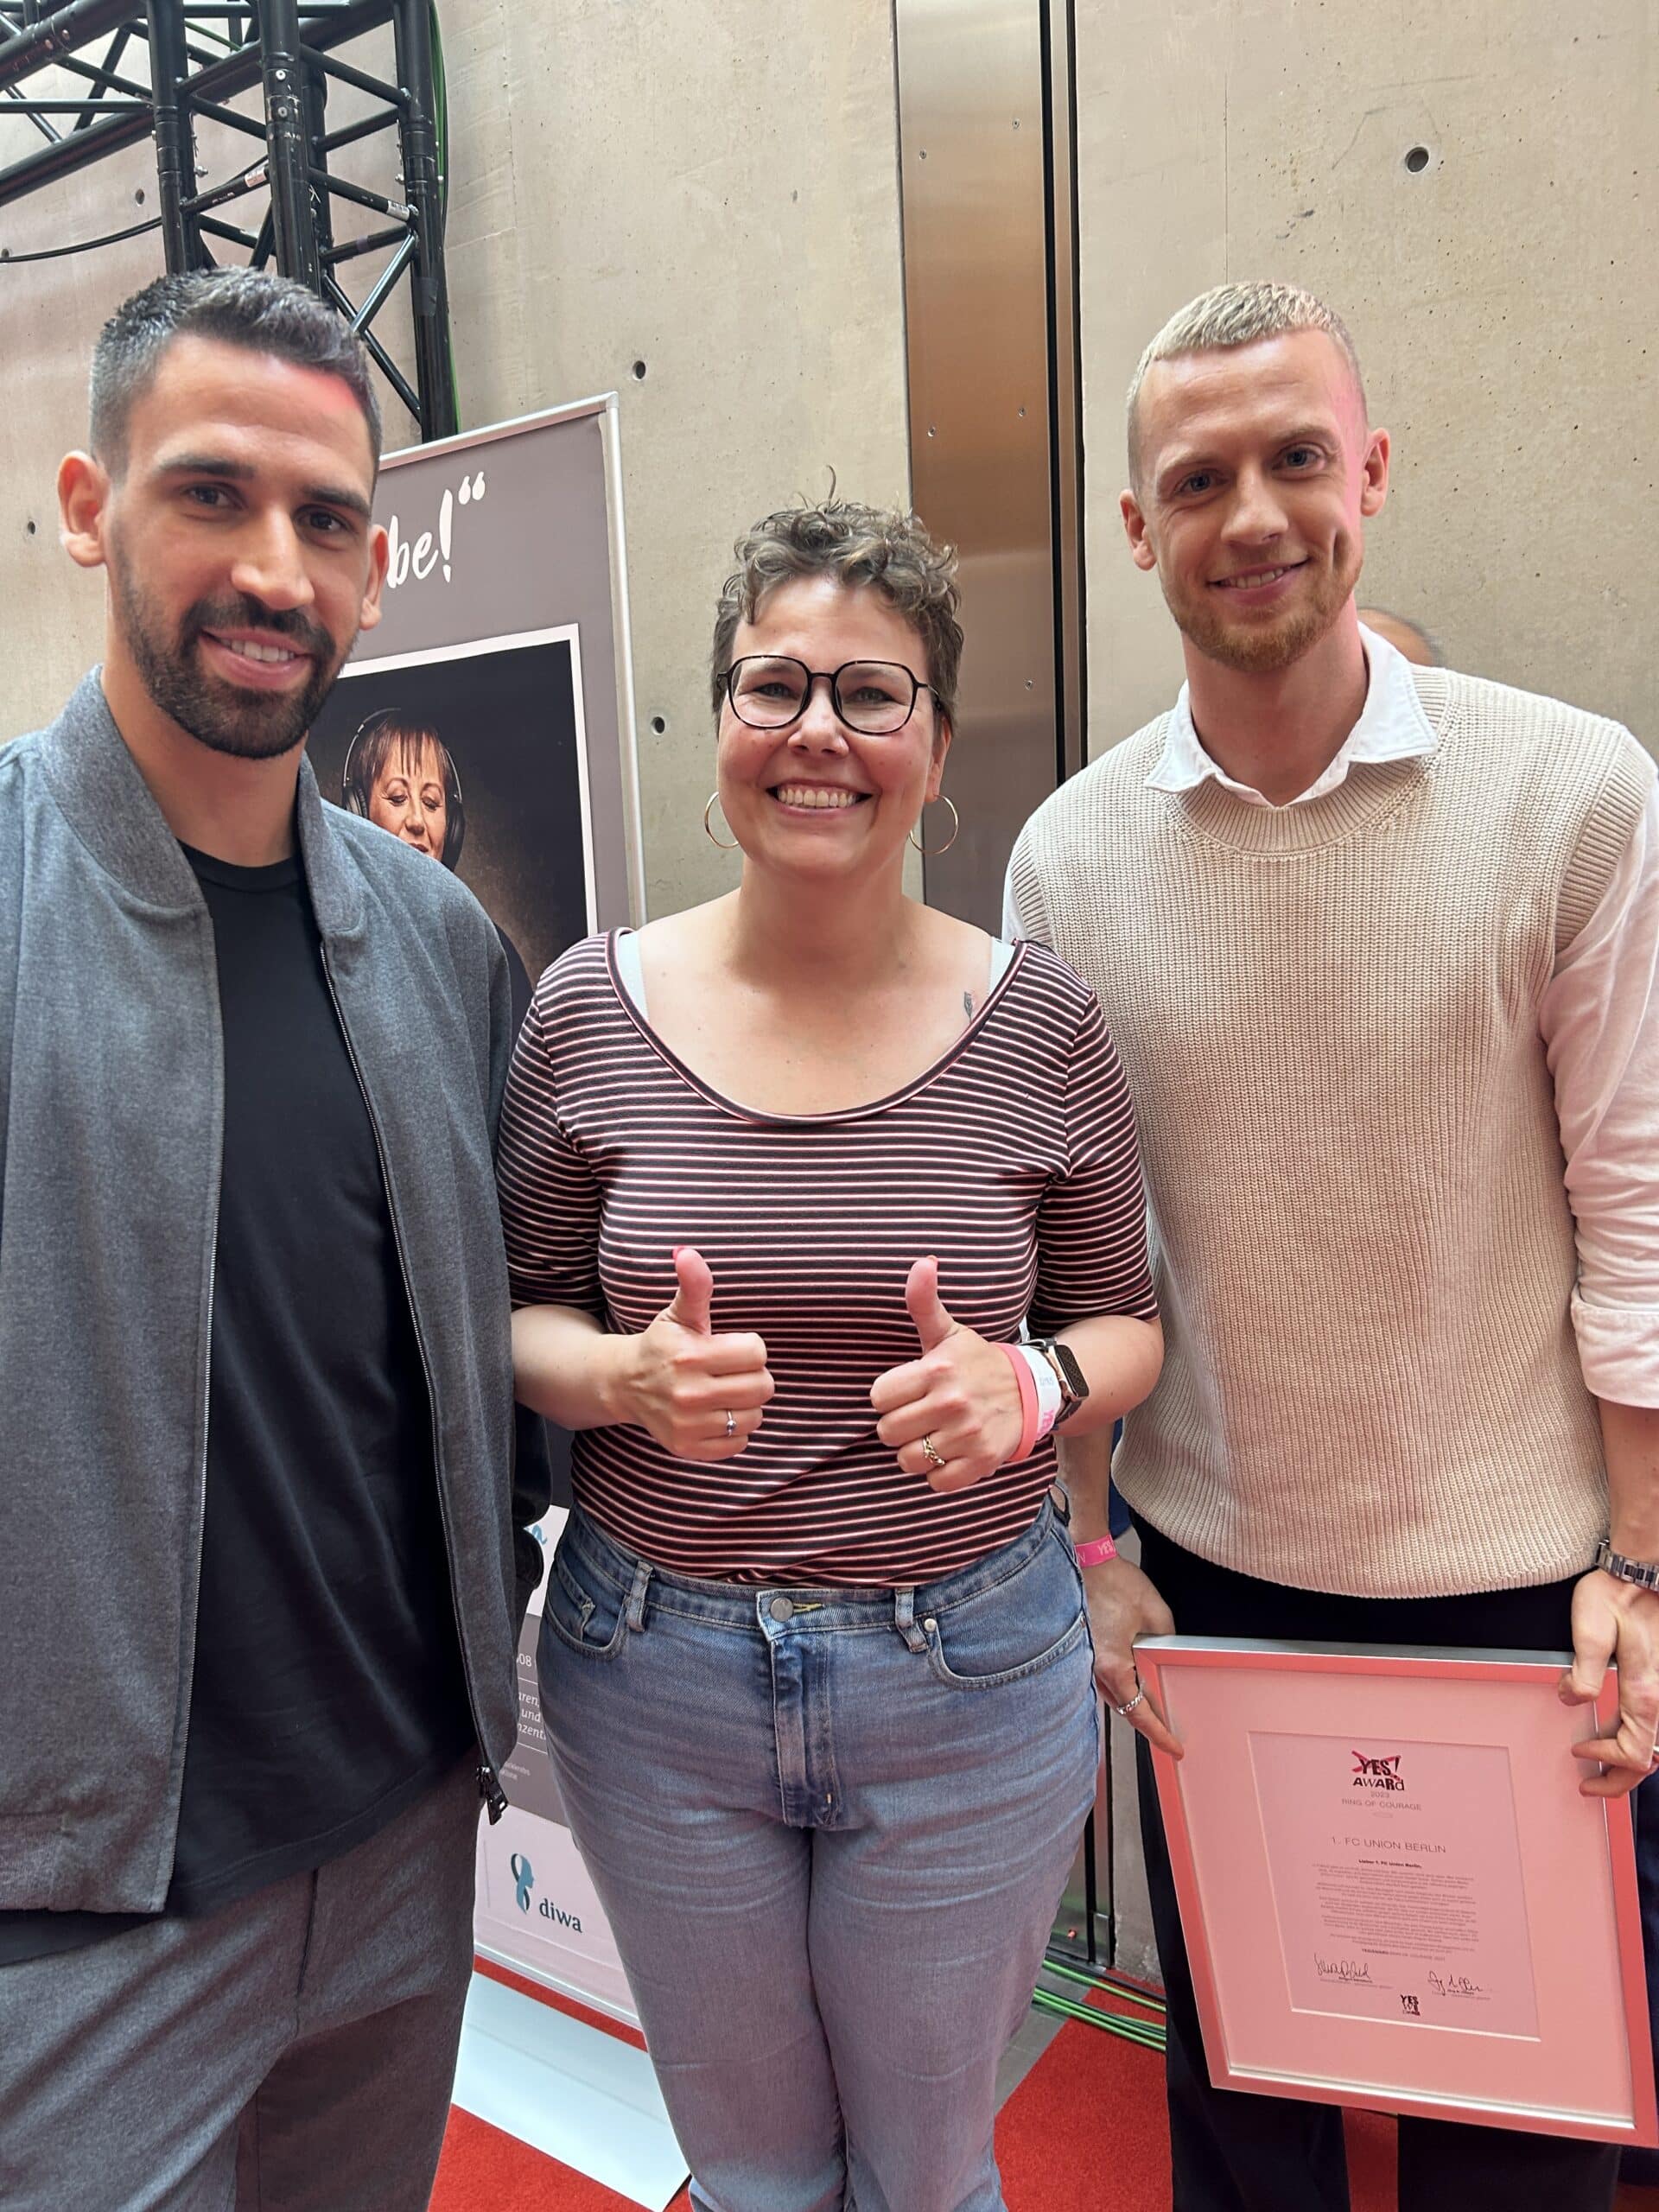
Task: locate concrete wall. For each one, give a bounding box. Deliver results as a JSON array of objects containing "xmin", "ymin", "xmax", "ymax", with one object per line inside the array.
[
  {"xmin": 0, "ymin": 0, "xmax": 912, "ymax": 918},
  {"xmin": 1076, "ymin": 0, "xmax": 1659, "ymax": 755}
]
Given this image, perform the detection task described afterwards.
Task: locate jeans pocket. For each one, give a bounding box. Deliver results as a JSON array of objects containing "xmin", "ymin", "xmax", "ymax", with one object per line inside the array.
[
  {"xmin": 924, "ymin": 1532, "xmax": 1090, "ymax": 1691},
  {"xmin": 539, "ymin": 1535, "xmax": 630, "ymax": 1661}
]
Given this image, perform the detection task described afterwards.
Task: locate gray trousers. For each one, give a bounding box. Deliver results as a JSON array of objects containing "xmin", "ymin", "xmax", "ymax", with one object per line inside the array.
[{"xmin": 0, "ymin": 1759, "xmax": 480, "ymax": 2212}]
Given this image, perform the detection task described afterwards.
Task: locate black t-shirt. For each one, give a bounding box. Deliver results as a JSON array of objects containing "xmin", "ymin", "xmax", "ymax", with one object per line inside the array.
[{"xmin": 0, "ymin": 845, "xmax": 474, "ymax": 1963}]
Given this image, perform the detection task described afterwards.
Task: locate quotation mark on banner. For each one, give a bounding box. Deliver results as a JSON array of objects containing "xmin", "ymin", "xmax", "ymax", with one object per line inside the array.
[{"xmin": 385, "ymin": 470, "xmax": 487, "ymax": 588}]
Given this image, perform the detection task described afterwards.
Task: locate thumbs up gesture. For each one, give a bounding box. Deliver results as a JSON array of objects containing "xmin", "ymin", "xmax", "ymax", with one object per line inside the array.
[
  {"xmin": 625, "ymin": 1247, "xmax": 774, "ymax": 1461},
  {"xmin": 869, "ymin": 1257, "xmax": 1025, "ymax": 1493}
]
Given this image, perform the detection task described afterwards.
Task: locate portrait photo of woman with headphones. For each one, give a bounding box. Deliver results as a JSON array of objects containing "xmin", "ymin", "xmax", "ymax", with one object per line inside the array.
[
  {"xmin": 340, "ymin": 712, "xmax": 467, "ymax": 870},
  {"xmin": 340, "ymin": 707, "xmax": 533, "ymax": 1034},
  {"xmin": 308, "ymin": 628, "xmax": 600, "ymax": 1068}
]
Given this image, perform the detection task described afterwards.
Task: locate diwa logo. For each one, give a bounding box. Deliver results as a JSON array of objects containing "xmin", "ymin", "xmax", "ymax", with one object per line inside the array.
[
  {"xmin": 1351, "ymin": 1752, "xmax": 1405, "ymax": 1791},
  {"xmin": 506, "ymin": 1848, "xmax": 582, "ymax": 1932}
]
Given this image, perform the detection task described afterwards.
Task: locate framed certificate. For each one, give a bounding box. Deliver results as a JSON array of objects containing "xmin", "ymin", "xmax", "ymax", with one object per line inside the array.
[{"xmin": 1135, "ymin": 1637, "xmax": 1657, "ymax": 2145}]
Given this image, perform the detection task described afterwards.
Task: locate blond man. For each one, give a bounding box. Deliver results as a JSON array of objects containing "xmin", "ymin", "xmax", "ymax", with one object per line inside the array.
[{"xmin": 1007, "ymin": 283, "xmax": 1659, "ymax": 2212}]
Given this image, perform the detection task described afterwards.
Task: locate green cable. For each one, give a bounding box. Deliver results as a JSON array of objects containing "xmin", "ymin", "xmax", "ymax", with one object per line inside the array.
[
  {"xmin": 1042, "ymin": 1956, "xmax": 1167, "ymax": 2014},
  {"xmin": 1032, "ymin": 1986, "xmax": 1167, "ymax": 2049}
]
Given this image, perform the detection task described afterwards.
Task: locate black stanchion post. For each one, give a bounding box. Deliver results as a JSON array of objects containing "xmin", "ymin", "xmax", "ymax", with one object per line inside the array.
[
  {"xmin": 257, "ymin": 0, "xmax": 320, "ymax": 287},
  {"xmin": 299, "ymin": 31, "xmax": 333, "ymax": 264},
  {"xmin": 390, "ymin": 0, "xmax": 454, "ymax": 439},
  {"xmin": 144, "ymin": 0, "xmax": 200, "ymax": 270}
]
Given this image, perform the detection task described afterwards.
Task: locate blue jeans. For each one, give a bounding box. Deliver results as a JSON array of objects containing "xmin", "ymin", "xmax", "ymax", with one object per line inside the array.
[{"xmin": 537, "ymin": 1502, "xmax": 1099, "ymax": 2212}]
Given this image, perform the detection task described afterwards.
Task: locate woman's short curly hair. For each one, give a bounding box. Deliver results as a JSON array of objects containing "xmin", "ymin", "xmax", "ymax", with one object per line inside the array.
[{"xmin": 709, "ymin": 499, "xmax": 963, "ymax": 724}]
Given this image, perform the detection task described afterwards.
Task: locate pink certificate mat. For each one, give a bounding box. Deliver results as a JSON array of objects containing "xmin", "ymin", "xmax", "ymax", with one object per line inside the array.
[{"xmin": 1135, "ymin": 1637, "xmax": 1657, "ymax": 2145}]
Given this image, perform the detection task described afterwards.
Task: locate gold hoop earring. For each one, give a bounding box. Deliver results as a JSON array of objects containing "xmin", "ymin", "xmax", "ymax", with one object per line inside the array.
[
  {"xmin": 703, "ymin": 791, "xmax": 739, "ymax": 850},
  {"xmin": 907, "ymin": 794, "xmax": 960, "ymax": 856}
]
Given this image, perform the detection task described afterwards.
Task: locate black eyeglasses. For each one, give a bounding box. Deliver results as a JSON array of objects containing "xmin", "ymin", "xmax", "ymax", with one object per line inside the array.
[{"xmin": 719, "ymin": 656, "xmax": 942, "ymax": 736}]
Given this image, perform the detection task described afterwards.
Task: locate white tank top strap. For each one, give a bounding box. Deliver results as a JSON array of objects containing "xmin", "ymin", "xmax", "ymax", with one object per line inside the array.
[
  {"xmin": 613, "ymin": 928, "xmax": 1014, "ymax": 1022},
  {"xmin": 613, "ymin": 927, "xmax": 647, "ymax": 1014}
]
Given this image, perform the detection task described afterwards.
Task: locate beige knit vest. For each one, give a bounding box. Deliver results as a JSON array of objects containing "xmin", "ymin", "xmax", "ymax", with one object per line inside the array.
[{"xmin": 1009, "ymin": 669, "xmax": 1655, "ymax": 1597}]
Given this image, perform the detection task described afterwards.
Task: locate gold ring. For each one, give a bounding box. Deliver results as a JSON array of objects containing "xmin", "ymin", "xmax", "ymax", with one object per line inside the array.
[{"xmin": 920, "ymin": 1433, "xmax": 947, "ymax": 1471}]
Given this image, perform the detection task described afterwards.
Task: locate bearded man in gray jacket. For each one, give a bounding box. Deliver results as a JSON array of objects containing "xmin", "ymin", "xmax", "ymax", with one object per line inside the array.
[{"xmin": 0, "ymin": 270, "xmax": 545, "ymax": 2211}]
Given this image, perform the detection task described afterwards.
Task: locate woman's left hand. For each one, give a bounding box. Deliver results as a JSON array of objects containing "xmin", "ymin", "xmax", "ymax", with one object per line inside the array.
[{"xmin": 870, "ymin": 1257, "xmax": 1026, "ymax": 1492}]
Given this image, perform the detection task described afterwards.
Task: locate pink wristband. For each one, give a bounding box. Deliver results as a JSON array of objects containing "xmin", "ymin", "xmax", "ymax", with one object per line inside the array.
[
  {"xmin": 1072, "ymin": 1534, "xmax": 1118, "ymax": 1567},
  {"xmin": 996, "ymin": 1341, "xmax": 1041, "ymax": 1465}
]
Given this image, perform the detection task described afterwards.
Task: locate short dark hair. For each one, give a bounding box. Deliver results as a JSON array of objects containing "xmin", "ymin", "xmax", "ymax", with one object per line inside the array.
[
  {"xmin": 90, "ymin": 269, "xmax": 382, "ymax": 475},
  {"xmin": 710, "ymin": 499, "xmax": 963, "ymax": 724},
  {"xmin": 340, "ymin": 711, "xmax": 465, "ymax": 868}
]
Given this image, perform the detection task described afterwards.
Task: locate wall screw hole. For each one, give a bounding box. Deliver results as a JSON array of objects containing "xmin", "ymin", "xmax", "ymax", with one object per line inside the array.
[
  {"xmin": 631, "ymin": 359, "xmax": 647, "ymax": 380},
  {"xmin": 1403, "ymin": 145, "xmax": 1430, "ymax": 173},
  {"xmin": 650, "ymin": 715, "xmax": 666, "ymax": 735}
]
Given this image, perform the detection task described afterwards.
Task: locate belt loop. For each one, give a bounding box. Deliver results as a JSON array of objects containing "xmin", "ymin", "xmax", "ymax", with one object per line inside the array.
[
  {"xmin": 625, "ymin": 1559, "xmax": 652, "ymax": 1634},
  {"xmin": 893, "ymin": 1586, "xmax": 928, "ymax": 1655}
]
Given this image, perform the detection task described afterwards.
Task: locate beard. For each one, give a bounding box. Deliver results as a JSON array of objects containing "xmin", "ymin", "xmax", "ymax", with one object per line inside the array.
[
  {"xmin": 1163, "ymin": 534, "xmax": 1363, "ymax": 675},
  {"xmin": 111, "ymin": 560, "xmax": 347, "ymax": 760}
]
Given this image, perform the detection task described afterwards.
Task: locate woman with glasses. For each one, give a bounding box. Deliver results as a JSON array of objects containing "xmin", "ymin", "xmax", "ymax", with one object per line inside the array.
[{"xmin": 497, "ymin": 500, "xmax": 1162, "ymax": 2212}]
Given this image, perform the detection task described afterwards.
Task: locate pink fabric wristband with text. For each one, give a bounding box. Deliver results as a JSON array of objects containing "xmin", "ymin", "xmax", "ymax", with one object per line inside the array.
[
  {"xmin": 1072, "ymin": 1534, "xmax": 1118, "ymax": 1567},
  {"xmin": 996, "ymin": 1341, "xmax": 1041, "ymax": 1465}
]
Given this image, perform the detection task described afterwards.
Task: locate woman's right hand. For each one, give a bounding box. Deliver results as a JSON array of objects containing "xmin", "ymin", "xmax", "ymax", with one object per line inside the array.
[
  {"xmin": 620, "ymin": 1247, "xmax": 774, "ymax": 1461},
  {"xmin": 1085, "ymin": 1555, "xmax": 1183, "ymax": 1759}
]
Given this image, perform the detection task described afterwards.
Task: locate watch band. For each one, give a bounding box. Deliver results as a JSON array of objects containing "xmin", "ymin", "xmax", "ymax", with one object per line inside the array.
[
  {"xmin": 1013, "ymin": 1343, "xmax": 1064, "ymax": 1439},
  {"xmin": 1596, "ymin": 1540, "xmax": 1659, "ymax": 1592},
  {"xmin": 1031, "ymin": 1337, "xmax": 1089, "ymax": 1427}
]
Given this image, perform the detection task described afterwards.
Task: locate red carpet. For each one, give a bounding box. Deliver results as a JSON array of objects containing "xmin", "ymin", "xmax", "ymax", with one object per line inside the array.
[{"xmin": 431, "ymin": 1997, "xmax": 1406, "ymax": 2210}]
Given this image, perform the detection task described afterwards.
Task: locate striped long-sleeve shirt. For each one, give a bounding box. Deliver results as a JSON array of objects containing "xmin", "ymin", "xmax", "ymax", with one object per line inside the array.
[{"xmin": 497, "ymin": 931, "xmax": 1157, "ymax": 1585}]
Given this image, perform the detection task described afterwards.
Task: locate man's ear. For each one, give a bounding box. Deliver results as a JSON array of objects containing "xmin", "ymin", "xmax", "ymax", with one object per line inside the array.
[
  {"xmin": 59, "ymin": 451, "xmax": 111, "ymax": 572},
  {"xmin": 357, "ymin": 521, "xmax": 390, "ymax": 633},
  {"xmin": 1359, "ymin": 428, "xmax": 1391, "ymax": 518},
  {"xmin": 1121, "ymin": 486, "xmax": 1159, "ymax": 574}
]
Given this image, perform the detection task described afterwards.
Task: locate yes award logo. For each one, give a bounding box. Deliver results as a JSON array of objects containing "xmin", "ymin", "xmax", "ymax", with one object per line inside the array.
[
  {"xmin": 511, "ymin": 1851, "xmax": 535, "ymax": 1913},
  {"xmin": 1351, "ymin": 1752, "xmax": 1406, "ymax": 1792}
]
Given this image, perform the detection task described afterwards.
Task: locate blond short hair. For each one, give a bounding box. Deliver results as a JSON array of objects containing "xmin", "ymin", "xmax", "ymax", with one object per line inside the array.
[{"xmin": 1127, "ymin": 282, "xmax": 1366, "ymax": 484}]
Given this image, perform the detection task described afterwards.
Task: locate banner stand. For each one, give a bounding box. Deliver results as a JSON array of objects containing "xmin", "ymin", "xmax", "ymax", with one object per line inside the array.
[{"xmin": 326, "ymin": 398, "xmax": 660, "ymax": 2186}]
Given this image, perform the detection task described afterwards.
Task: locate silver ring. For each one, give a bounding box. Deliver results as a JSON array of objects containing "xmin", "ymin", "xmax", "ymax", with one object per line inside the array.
[
  {"xmin": 724, "ymin": 1410, "xmax": 736, "ymax": 1439},
  {"xmin": 1115, "ymin": 1689, "xmax": 1146, "ymax": 1719},
  {"xmin": 921, "ymin": 1433, "xmax": 947, "ymax": 1471}
]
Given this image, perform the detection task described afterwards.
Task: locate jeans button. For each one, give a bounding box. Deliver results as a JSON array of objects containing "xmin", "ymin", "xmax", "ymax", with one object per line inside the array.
[{"xmin": 769, "ymin": 1596, "xmax": 794, "ymax": 1623}]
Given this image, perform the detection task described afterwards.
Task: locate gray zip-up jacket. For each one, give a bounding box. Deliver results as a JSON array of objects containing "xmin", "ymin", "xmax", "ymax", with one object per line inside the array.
[{"xmin": 0, "ymin": 672, "xmax": 544, "ymax": 1915}]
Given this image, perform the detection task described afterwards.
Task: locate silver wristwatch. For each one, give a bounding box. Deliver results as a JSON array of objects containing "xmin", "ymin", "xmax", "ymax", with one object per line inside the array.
[{"xmin": 1595, "ymin": 1539, "xmax": 1659, "ymax": 1593}]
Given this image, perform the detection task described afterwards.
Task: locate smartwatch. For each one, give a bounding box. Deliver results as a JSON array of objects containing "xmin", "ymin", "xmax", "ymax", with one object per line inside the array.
[{"xmin": 1029, "ymin": 1337, "xmax": 1089, "ymax": 1427}]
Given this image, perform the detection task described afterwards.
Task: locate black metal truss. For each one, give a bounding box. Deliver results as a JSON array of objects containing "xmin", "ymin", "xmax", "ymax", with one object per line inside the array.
[{"xmin": 0, "ymin": 0, "xmax": 455, "ymax": 439}]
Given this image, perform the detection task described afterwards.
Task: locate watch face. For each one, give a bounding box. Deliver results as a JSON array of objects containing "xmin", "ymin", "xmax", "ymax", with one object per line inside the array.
[{"xmin": 1050, "ymin": 1341, "xmax": 1088, "ymax": 1401}]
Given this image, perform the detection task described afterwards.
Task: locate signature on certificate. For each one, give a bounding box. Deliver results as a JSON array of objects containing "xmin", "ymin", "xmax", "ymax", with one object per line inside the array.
[
  {"xmin": 1427, "ymin": 1971, "xmax": 1484, "ymax": 1998},
  {"xmin": 1314, "ymin": 1955, "xmax": 1374, "ymax": 1984}
]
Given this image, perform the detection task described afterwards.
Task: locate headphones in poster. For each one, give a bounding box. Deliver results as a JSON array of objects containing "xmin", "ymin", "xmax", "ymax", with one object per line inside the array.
[{"xmin": 340, "ymin": 708, "xmax": 467, "ymax": 868}]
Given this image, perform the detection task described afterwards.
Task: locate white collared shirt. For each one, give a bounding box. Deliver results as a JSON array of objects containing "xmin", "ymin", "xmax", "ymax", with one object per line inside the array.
[
  {"xmin": 1146, "ymin": 624, "xmax": 1437, "ymax": 804},
  {"xmin": 1007, "ymin": 629, "xmax": 1659, "ymax": 1404}
]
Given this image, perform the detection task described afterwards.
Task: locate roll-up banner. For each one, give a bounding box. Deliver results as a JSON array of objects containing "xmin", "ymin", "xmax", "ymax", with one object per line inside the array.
[{"xmin": 312, "ymin": 397, "xmax": 645, "ymax": 2024}]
